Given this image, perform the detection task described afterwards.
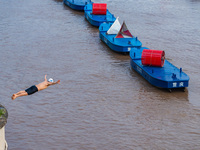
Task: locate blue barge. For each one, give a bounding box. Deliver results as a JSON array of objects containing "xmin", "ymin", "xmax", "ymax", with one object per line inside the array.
[
  {"xmin": 63, "ymin": 0, "xmax": 91, "ymax": 11},
  {"xmin": 99, "ymin": 19, "xmax": 142, "ymax": 53},
  {"xmin": 130, "ymin": 47, "xmax": 189, "ymax": 90},
  {"xmin": 84, "ymin": 3, "xmax": 116, "ymax": 27}
]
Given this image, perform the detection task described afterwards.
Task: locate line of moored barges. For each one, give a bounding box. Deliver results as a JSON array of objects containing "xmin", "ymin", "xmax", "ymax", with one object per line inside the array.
[{"xmin": 63, "ymin": 0, "xmax": 190, "ymax": 92}]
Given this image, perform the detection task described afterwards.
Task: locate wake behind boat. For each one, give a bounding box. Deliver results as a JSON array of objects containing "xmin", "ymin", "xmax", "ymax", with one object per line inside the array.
[
  {"xmin": 84, "ymin": 3, "xmax": 116, "ymax": 27},
  {"xmin": 99, "ymin": 18, "xmax": 142, "ymax": 53},
  {"xmin": 63, "ymin": 0, "xmax": 91, "ymax": 11}
]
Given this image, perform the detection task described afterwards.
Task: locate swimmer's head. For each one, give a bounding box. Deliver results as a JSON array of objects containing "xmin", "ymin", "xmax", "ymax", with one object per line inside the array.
[{"xmin": 48, "ymin": 78, "xmax": 54, "ymax": 83}]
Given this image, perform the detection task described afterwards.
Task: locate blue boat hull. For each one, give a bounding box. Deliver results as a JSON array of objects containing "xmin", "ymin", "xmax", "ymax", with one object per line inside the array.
[
  {"xmin": 130, "ymin": 47, "xmax": 189, "ymax": 89},
  {"xmin": 64, "ymin": 0, "xmax": 91, "ymax": 11},
  {"xmin": 99, "ymin": 22, "xmax": 142, "ymax": 53},
  {"xmin": 84, "ymin": 3, "xmax": 116, "ymax": 27}
]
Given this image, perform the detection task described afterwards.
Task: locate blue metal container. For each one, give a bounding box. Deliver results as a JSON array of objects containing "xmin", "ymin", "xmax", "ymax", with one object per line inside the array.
[{"xmin": 130, "ymin": 47, "xmax": 190, "ymax": 90}]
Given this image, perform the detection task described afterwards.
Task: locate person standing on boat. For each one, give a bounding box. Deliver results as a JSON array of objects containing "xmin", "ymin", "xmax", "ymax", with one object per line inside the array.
[{"xmin": 11, "ymin": 75, "xmax": 60, "ymax": 100}]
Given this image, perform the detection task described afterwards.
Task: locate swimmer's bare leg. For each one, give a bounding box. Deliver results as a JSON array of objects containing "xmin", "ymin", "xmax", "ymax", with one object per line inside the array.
[{"xmin": 12, "ymin": 91, "xmax": 28, "ymax": 100}]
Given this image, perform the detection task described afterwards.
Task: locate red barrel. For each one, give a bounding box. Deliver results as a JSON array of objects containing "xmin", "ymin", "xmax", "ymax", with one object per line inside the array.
[
  {"xmin": 92, "ymin": 3, "xmax": 107, "ymax": 15},
  {"xmin": 141, "ymin": 49, "xmax": 165, "ymax": 67}
]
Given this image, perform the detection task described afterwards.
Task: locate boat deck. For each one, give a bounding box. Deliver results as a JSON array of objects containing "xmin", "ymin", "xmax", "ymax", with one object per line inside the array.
[
  {"xmin": 130, "ymin": 47, "xmax": 189, "ymax": 88},
  {"xmin": 84, "ymin": 4, "xmax": 116, "ymax": 26},
  {"xmin": 99, "ymin": 22, "xmax": 142, "ymax": 51},
  {"xmin": 64, "ymin": 0, "xmax": 91, "ymax": 10}
]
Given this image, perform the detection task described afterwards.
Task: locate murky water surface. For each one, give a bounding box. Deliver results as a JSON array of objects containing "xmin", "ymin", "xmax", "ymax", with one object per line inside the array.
[{"xmin": 0, "ymin": 0, "xmax": 200, "ymax": 149}]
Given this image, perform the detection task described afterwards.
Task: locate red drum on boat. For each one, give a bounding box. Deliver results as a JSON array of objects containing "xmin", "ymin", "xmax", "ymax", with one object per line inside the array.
[
  {"xmin": 92, "ymin": 3, "xmax": 107, "ymax": 15},
  {"xmin": 141, "ymin": 49, "xmax": 165, "ymax": 67}
]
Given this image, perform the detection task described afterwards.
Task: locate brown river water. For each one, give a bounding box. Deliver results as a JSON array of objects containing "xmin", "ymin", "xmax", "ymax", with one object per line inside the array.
[{"xmin": 0, "ymin": 0, "xmax": 200, "ymax": 149}]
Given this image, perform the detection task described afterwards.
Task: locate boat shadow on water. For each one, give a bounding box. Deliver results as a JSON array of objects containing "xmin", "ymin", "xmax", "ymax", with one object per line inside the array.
[
  {"xmin": 53, "ymin": 0, "xmax": 63, "ymax": 3},
  {"xmin": 63, "ymin": 1, "xmax": 85, "ymax": 15}
]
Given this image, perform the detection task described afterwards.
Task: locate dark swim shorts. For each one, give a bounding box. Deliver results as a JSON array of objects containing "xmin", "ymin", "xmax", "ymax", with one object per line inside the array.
[{"xmin": 25, "ymin": 85, "xmax": 38, "ymax": 95}]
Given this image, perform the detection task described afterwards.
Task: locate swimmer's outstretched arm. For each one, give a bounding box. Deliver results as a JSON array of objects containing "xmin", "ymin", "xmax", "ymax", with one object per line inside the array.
[
  {"xmin": 45, "ymin": 74, "xmax": 60, "ymax": 85},
  {"xmin": 45, "ymin": 74, "xmax": 47, "ymax": 81},
  {"xmin": 48, "ymin": 80, "xmax": 60, "ymax": 86}
]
